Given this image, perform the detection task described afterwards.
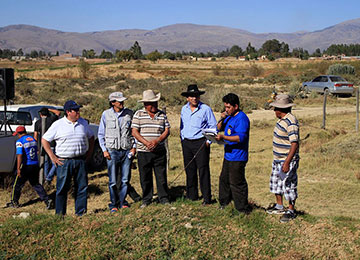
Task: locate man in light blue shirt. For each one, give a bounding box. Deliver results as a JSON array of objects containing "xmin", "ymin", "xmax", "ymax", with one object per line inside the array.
[{"xmin": 180, "ymin": 84, "xmax": 217, "ymax": 205}]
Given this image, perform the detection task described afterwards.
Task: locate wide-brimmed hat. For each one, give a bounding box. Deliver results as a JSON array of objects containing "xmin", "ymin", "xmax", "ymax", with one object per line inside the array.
[
  {"xmin": 109, "ymin": 92, "xmax": 127, "ymax": 102},
  {"xmin": 181, "ymin": 84, "xmax": 205, "ymax": 97},
  {"xmin": 138, "ymin": 89, "xmax": 161, "ymax": 102},
  {"xmin": 64, "ymin": 100, "xmax": 82, "ymax": 111},
  {"xmin": 13, "ymin": 125, "xmax": 26, "ymax": 136},
  {"xmin": 269, "ymin": 94, "xmax": 295, "ymax": 108}
]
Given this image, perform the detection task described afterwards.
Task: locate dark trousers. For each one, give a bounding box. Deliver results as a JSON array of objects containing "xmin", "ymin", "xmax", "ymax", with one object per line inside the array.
[
  {"xmin": 12, "ymin": 164, "xmax": 49, "ymax": 203},
  {"xmin": 56, "ymin": 158, "xmax": 87, "ymax": 216},
  {"xmin": 219, "ymin": 159, "xmax": 248, "ymax": 211},
  {"xmin": 182, "ymin": 138, "xmax": 211, "ymax": 203},
  {"xmin": 138, "ymin": 149, "xmax": 169, "ymax": 204}
]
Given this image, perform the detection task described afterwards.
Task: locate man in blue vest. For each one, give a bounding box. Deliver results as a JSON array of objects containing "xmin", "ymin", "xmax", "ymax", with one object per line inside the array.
[{"xmin": 98, "ymin": 92, "xmax": 136, "ymax": 213}]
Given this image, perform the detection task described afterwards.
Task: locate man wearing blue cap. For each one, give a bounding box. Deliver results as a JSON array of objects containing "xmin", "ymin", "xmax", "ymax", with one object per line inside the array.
[{"xmin": 42, "ymin": 100, "xmax": 94, "ymax": 216}]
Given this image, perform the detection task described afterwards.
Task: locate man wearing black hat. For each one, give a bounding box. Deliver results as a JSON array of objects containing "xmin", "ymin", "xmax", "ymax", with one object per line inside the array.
[
  {"xmin": 180, "ymin": 84, "xmax": 217, "ymax": 205},
  {"xmin": 34, "ymin": 107, "xmax": 60, "ymax": 183},
  {"xmin": 42, "ymin": 100, "xmax": 94, "ymax": 216}
]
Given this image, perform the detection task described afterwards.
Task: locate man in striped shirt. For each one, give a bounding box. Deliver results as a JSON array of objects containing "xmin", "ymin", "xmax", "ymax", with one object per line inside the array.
[
  {"xmin": 266, "ymin": 94, "xmax": 300, "ymax": 223},
  {"xmin": 131, "ymin": 90, "xmax": 171, "ymax": 207},
  {"xmin": 42, "ymin": 100, "xmax": 94, "ymax": 216}
]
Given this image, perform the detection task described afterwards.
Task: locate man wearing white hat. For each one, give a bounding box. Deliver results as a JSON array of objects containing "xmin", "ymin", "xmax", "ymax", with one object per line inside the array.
[
  {"xmin": 131, "ymin": 89, "xmax": 171, "ymax": 207},
  {"xmin": 98, "ymin": 92, "xmax": 136, "ymax": 213},
  {"xmin": 266, "ymin": 94, "xmax": 300, "ymax": 223}
]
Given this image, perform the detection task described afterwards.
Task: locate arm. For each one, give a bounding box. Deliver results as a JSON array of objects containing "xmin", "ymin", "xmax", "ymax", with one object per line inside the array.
[
  {"xmin": 216, "ymin": 134, "xmax": 239, "ymax": 142},
  {"xmin": 42, "ymin": 138, "xmax": 64, "ymax": 166},
  {"xmin": 282, "ymin": 142, "xmax": 299, "ymax": 172},
  {"xmin": 33, "ymin": 131, "xmax": 39, "ymax": 142},
  {"xmin": 97, "ymin": 113, "xmax": 111, "ymax": 160},
  {"xmin": 216, "ymin": 112, "xmax": 228, "ymax": 131},
  {"xmin": 48, "ymin": 108, "xmax": 61, "ymax": 117},
  {"xmin": 16, "ymin": 154, "xmax": 22, "ymax": 177}
]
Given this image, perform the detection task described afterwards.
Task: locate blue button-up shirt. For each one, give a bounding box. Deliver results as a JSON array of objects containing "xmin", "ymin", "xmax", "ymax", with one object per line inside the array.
[{"xmin": 180, "ymin": 101, "xmax": 217, "ymax": 140}]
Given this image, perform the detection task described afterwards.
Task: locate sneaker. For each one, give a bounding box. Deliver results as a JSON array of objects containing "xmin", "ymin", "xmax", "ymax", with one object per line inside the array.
[
  {"xmin": 266, "ymin": 204, "xmax": 285, "ymax": 215},
  {"xmin": 121, "ymin": 205, "xmax": 129, "ymax": 209},
  {"xmin": 219, "ymin": 205, "xmax": 226, "ymax": 210},
  {"xmin": 45, "ymin": 199, "xmax": 53, "ymax": 210},
  {"xmin": 110, "ymin": 208, "xmax": 119, "ymax": 213},
  {"xmin": 140, "ymin": 203, "xmax": 150, "ymax": 209},
  {"xmin": 7, "ymin": 201, "xmax": 20, "ymax": 208},
  {"xmin": 280, "ymin": 210, "xmax": 296, "ymax": 223}
]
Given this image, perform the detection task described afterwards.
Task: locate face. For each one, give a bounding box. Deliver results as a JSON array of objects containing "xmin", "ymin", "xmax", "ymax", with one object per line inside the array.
[
  {"xmin": 224, "ymin": 103, "xmax": 238, "ymax": 116},
  {"xmin": 274, "ymin": 107, "xmax": 282, "ymax": 119},
  {"xmin": 186, "ymin": 94, "xmax": 200, "ymax": 107},
  {"xmin": 66, "ymin": 108, "xmax": 80, "ymax": 122},
  {"xmin": 111, "ymin": 100, "xmax": 124, "ymax": 111},
  {"xmin": 143, "ymin": 102, "xmax": 158, "ymax": 114}
]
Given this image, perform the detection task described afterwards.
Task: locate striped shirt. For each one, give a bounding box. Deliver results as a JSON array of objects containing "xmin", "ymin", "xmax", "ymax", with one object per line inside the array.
[
  {"xmin": 131, "ymin": 109, "xmax": 170, "ymax": 152},
  {"xmin": 43, "ymin": 117, "xmax": 94, "ymax": 158},
  {"xmin": 273, "ymin": 113, "xmax": 300, "ymax": 162}
]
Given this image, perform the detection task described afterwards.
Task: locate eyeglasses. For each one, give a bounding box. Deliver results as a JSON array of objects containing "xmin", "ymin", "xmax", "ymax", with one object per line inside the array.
[{"xmin": 71, "ymin": 108, "xmax": 80, "ymax": 112}]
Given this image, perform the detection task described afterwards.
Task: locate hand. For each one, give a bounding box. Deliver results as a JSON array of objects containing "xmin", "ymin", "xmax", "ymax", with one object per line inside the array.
[
  {"xmin": 16, "ymin": 169, "xmax": 21, "ymax": 177},
  {"xmin": 205, "ymin": 141, "xmax": 210, "ymax": 148},
  {"xmin": 104, "ymin": 151, "xmax": 111, "ymax": 160},
  {"xmin": 282, "ymin": 161, "xmax": 290, "ymax": 173},
  {"xmin": 130, "ymin": 148, "xmax": 136, "ymax": 156},
  {"xmin": 215, "ymin": 134, "xmax": 224, "ymax": 141},
  {"xmin": 146, "ymin": 139, "xmax": 159, "ymax": 151},
  {"xmin": 220, "ymin": 111, "xmax": 228, "ymax": 119},
  {"xmin": 50, "ymin": 154, "xmax": 64, "ymax": 167}
]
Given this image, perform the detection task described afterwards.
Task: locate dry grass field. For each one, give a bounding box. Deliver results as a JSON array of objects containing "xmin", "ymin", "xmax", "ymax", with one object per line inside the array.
[{"xmin": 1, "ymin": 58, "xmax": 360, "ymax": 259}]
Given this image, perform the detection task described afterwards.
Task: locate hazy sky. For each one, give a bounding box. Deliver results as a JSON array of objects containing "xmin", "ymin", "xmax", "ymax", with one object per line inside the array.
[{"xmin": 1, "ymin": 0, "xmax": 359, "ymax": 33}]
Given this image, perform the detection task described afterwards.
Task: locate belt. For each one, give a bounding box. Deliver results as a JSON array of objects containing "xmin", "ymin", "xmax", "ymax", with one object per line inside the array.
[
  {"xmin": 184, "ymin": 137, "xmax": 205, "ymax": 142},
  {"xmin": 59, "ymin": 155, "xmax": 86, "ymax": 160}
]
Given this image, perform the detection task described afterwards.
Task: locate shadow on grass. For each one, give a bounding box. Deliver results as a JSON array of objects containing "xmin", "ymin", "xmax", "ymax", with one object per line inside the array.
[
  {"xmin": 168, "ymin": 185, "xmax": 186, "ymax": 202},
  {"xmin": 88, "ymin": 173, "xmax": 108, "ymax": 181}
]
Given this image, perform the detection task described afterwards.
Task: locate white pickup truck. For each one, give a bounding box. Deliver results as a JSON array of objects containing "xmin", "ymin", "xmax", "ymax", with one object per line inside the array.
[{"xmin": 0, "ymin": 104, "xmax": 105, "ymax": 173}]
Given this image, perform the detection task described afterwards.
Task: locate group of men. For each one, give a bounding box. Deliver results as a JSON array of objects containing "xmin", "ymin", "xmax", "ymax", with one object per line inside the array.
[{"xmin": 8, "ymin": 84, "xmax": 300, "ymax": 223}]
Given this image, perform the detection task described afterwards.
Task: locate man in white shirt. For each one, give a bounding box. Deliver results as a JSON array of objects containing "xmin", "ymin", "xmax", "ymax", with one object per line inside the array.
[{"xmin": 42, "ymin": 100, "xmax": 94, "ymax": 216}]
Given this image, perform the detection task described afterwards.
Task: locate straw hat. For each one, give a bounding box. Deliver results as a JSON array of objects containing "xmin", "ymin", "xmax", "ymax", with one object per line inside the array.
[
  {"xmin": 138, "ymin": 89, "xmax": 161, "ymax": 102},
  {"xmin": 269, "ymin": 94, "xmax": 295, "ymax": 108}
]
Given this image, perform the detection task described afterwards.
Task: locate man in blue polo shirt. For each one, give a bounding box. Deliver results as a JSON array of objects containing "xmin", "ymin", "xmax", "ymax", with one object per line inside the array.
[
  {"xmin": 216, "ymin": 93, "xmax": 250, "ymax": 213},
  {"xmin": 7, "ymin": 126, "xmax": 52, "ymax": 209}
]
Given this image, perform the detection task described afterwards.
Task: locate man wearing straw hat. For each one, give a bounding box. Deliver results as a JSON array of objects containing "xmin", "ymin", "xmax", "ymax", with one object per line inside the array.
[
  {"xmin": 131, "ymin": 90, "xmax": 171, "ymax": 207},
  {"xmin": 180, "ymin": 84, "xmax": 217, "ymax": 205},
  {"xmin": 266, "ymin": 94, "xmax": 300, "ymax": 223}
]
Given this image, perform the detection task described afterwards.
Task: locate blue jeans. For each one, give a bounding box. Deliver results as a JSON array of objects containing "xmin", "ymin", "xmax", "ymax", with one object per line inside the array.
[
  {"xmin": 55, "ymin": 158, "xmax": 87, "ymax": 216},
  {"xmin": 107, "ymin": 149, "xmax": 131, "ymax": 209},
  {"xmin": 44, "ymin": 154, "xmax": 56, "ymax": 182}
]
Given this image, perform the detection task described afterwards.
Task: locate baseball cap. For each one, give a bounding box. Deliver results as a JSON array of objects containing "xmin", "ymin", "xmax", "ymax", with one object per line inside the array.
[
  {"xmin": 64, "ymin": 100, "xmax": 82, "ymax": 111},
  {"xmin": 13, "ymin": 126, "xmax": 26, "ymax": 136}
]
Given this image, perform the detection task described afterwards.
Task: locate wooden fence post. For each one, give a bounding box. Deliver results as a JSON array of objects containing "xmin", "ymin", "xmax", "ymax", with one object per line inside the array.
[
  {"xmin": 356, "ymin": 88, "xmax": 359, "ymax": 132},
  {"xmin": 321, "ymin": 91, "xmax": 328, "ymax": 129},
  {"xmin": 162, "ymin": 106, "xmax": 170, "ymax": 171}
]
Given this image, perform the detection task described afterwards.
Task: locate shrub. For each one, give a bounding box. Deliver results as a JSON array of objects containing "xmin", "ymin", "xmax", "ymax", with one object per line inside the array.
[
  {"xmin": 327, "ymin": 64, "xmax": 355, "ymax": 75},
  {"xmin": 248, "ymin": 64, "xmax": 263, "ymax": 77}
]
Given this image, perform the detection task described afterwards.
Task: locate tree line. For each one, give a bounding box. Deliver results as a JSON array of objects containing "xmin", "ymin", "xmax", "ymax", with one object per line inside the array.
[{"xmin": 3, "ymin": 41, "xmax": 360, "ymax": 61}]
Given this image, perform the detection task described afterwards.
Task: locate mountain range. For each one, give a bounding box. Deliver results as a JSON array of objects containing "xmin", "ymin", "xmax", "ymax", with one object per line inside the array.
[{"xmin": 1, "ymin": 18, "xmax": 360, "ymax": 55}]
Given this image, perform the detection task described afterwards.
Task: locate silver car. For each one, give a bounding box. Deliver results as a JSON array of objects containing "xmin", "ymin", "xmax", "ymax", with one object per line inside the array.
[{"xmin": 302, "ymin": 75, "xmax": 354, "ymax": 95}]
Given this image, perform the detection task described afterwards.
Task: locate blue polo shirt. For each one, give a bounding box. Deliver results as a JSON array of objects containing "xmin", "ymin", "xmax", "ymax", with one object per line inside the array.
[
  {"xmin": 180, "ymin": 101, "xmax": 217, "ymax": 140},
  {"xmin": 16, "ymin": 135, "xmax": 39, "ymax": 165},
  {"xmin": 223, "ymin": 111, "xmax": 250, "ymax": 162}
]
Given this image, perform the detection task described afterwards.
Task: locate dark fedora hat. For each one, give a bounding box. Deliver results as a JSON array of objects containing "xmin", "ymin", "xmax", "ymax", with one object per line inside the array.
[{"xmin": 181, "ymin": 84, "xmax": 205, "ymax": 97}]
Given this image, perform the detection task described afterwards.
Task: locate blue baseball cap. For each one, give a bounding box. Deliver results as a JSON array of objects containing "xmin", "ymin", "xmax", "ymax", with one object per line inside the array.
[{"xmin": 64, "ymin": 100, "xmax": 82, "ymax": 111}]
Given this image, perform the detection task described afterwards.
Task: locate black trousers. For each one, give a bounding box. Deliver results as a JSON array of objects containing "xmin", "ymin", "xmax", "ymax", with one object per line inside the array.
[
  {"xmin": 181, "ymin": 138, "xmax": 211, "ymax": 203},
  {"xmin": 137, "ymin": 149, "xmax": 169, "ymax": 204},
  {"xmin": 12, "ymin": 164, "xmax": 49, "ymax": 203},
  {"xmin": 219, "ymin": 159, "xmax": 248, "ymax": 211}
]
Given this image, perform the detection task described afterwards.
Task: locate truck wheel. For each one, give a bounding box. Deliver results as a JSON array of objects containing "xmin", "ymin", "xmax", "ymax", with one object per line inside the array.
[{"xmin": 90, "ymin": 141, "xmax": 105, "ymax": 170}]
